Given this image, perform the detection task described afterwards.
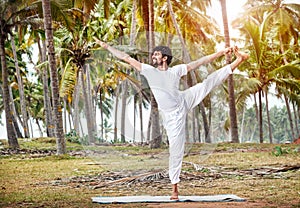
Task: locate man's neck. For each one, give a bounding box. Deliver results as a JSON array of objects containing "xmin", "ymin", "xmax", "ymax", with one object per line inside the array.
[{"xmin": 157, "ymin": 63, "xmax": 169, "ymax": 71}]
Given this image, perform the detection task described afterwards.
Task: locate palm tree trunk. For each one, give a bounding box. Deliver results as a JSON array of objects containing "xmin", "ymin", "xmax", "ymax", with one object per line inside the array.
[
  {"xmin": 36, "ymin": 119, "xmax": 43, "ymax": 137},
  {"xmin": 73, "ymin": 73, "xmax": 81, "ymax": 136},
  {"xmin": 38, "ymin": 38, "xmax": 55, "ymax": 137},
  {"xmin": 133, "ymin": 96, "xmax": 136, "ymax": 142},
  {"xmin": 0, "ymin": 31, "xmax": 19, "ymax": 148},
  {"xmin": 258, "ymin": 90, "xmax": 264, "ymax": 143},
  {"xmin": 114, "ymin": 84, "xmax": 120, "ymax": 143},
  {"xmin": 81, "ymin": 67, "xmax": 95, "ymax": 144},
  {"xmin": 292, "ymin": 102, "xmax": 299, "ymax": 137},
  {"xmin": 147, "ymin": 107, "xmax": 152, "ymax": 143},
  {"xmin": 42, "ymin": 0, "xmax": 66, "ymax": 154},
  {"xmin": 130, "ymin": 0, "xmax": 137, "ymax": 46},
  {"xmin": 141, "ymin": 0, "xmax": 150, "ymax": 53},
  {"xmin": 284, "ymin": 94, "xmax": 295, "ymax": 141},
  {"xmin": 149, "ymin": 94, "xmax": 161, "ymax": 148},
  {"xmin": 240, "ymin": 105, "xmax": 245, "ymax": 143},
  {"xmin": 121, "ymin": 80, "xmax": 128, "ymax": 143},
  {"xmin": 8, "ymin": 85, "xmax": 23, "ymax": 138},
  {"xmin": 195, "ymin": 106, "xmax": 201, "ymax": 142},
  {"xmin": 220, "ymin": 0, "xmax": 239, "ymax": 143},
  {"xmin": 63, "ymin": 97, "xmax": 67, "ymax": 132},
  {"xmin": 67, "ymin": 101, "xmax": 73, "ymax": 132},
  {"xmin": 149, "ymin": 0, "xmax": 155, "ymax": 55},
  {"xmin": 86, "ymin": 64, "xmax": 97, "ymax": 142},
  {"xmin": 200, "ymin": 103, "xmax": 211, "ymax": 143},
  {"xmin": 10, "ymin": 34, "xmax": 30, "ymax": 138},
  {"xmin": 137, "ymin": 73, "xmax": 144, "ymax": 143},
  {"xmin": 99, "ymin": 90, "xmax": 104, "ymax": 141},
  {"xmin": 265, "ymin": 90, "xmax": 273, "ymax": 143}
]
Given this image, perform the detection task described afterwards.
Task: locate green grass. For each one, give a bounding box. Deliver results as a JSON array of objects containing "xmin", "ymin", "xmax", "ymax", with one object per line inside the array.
[{"xmin": 0, "ymin": 139, "xmax": 299, "ymax": 207}]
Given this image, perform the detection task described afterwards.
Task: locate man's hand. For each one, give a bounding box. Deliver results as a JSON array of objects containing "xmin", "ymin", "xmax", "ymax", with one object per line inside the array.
[
  {"xmin": 224, "ymin": 46, "xmax": 235, "ymax": 55},
  {"xmin": 93, "ymin": 37, "xmax": 108, "ymax": 49}
]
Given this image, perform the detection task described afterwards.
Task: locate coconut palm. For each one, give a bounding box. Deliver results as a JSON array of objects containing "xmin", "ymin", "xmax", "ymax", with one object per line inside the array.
[
  {"xmin": 10, "ymin": 34, "xmax": 30, "ymax": 138},
  {"xmin": 41, "ymin": 0, "xmax": 66, "ymax": 154},
  {"xmin": 220, "ymin": 0, "xmax": 240, "ymax": 143},
  {"xmin": 56, "ymin": 0, "xmax": 106, "ymax": 144},
  {"xmin": 0, "ymin": 0, "xmax": 41, "ymax": 148},
  {"xmin": 269, "ymin": 61, "xmax": 300, "ymax": 141},
  {"xmin": 57, "ymin": 22, "xmax": 96, "ymax": 144},
  {"xmin": 234, "ymin": 0, "xmax": 300, "ymax": 143}
]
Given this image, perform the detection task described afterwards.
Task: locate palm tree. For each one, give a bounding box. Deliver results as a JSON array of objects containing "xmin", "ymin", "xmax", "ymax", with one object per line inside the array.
[
  {"xmin": 235, "ymin": 0, "xmax": 300, "ymax": 143},
  {"xmin": 0, "ymin": 0, "xmax": 40, "ymax": 148},
  {"xmin": 220, "ymin": 0, "xmax": 239, "ymax": 143},
  {"xmin": 10, "ymin": 34, "xmax": 30, "ymax": 138},
  {"xmin": 42, "ymin": 0, "xmax": 66, "ymax": 154},
  {"xmin": 32, "ymin": 0, "xmax": 75, "ymax": 138},
  {"xmin": 269, "ymin": 62, "xmax": 300, "ymax": 141},
  {"xmin": 236, "ymin": 17, "xmax": 277, "ymax": 143},
  {"xmin": 39, "ymin": 35, "xmax": 55, "ymax": 137},
  {"xmin": 56, "ymin": 0, "xmax": 102, "ymax": 144}
]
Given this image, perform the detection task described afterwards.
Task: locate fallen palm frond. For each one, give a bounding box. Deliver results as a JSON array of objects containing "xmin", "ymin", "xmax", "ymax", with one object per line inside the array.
[
  {"xmin": 183, "ymin": 161, "xmax": 205, "ymax": 171},
  {"xmin": 92, "ymin": 169, "xmax": 168, "ymax": 189},
  {"xmin": 90, "ymin": 163, "xmax": 300, "ymax": 189}
]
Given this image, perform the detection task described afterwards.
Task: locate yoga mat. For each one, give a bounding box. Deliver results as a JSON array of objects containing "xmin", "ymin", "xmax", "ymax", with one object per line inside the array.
[{"xmin": 92, "ymin": 194, "xmax": 246, "ymax": 204}]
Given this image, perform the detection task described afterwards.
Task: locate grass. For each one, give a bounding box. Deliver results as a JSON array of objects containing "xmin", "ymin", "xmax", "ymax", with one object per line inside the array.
[{"xmin": 0, "ymin": 138, "xmax": 299, "ymax": 207}]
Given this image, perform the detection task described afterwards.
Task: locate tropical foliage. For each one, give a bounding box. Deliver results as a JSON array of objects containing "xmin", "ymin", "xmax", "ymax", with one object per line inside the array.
[{"xmin": 0, "ymin": 0, "xmax": 299, "ymax": 152}]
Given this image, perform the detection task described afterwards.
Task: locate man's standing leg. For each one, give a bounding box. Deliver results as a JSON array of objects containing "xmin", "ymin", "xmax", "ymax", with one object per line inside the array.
[{"xmin": 163, "ymin": 107, "xmax": 187, "ymax": 200}]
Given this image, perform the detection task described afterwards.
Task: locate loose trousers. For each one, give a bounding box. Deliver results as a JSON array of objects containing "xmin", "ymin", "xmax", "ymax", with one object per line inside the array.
[{"xmin": 162, "ymin": 65, "xmax": 232, "ymax": 184}]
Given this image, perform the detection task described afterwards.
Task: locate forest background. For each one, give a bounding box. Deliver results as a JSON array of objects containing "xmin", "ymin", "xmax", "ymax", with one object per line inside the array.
[{"xmin": 0, "ymin": 0, "xmax": 299, "ymax": 153}]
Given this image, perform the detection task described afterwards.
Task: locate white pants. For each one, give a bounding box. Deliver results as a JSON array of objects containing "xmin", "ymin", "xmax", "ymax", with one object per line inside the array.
[{"xmin": 162, "ymin": 65, "xmax": 232, "ymax": 184}]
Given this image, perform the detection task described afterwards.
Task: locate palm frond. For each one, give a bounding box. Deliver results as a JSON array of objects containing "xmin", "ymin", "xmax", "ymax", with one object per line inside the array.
[
  {"xmin": 60, "ymin": 58, "xmax": 78, "ymax": 103},
  {"xmin": 243, "ymin": 20, "xmax": 261, "ymax": 64},
  {"xmin": 268, "ymin": 60, "xmax": 300, "ymax": 79}
]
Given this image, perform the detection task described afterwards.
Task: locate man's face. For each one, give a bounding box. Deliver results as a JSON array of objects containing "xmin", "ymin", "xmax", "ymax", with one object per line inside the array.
[{"xmin": 152, "ymin": 51, "xmax": 164, "ymax": 67}]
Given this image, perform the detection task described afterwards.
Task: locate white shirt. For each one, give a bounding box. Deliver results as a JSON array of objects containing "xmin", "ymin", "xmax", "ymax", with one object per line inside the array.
[{"xmin": 141, "ymin": 63, "xmax": 187, "ymax": 111}]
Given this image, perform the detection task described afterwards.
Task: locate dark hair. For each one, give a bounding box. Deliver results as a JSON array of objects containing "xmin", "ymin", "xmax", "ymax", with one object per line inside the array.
[{"xmin": 152, "ymin": 46, "xmax": 173, "ymax": 65}]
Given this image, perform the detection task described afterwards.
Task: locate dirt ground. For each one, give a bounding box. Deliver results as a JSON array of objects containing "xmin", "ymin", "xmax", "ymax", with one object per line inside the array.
[
  {"xmin": 1, "ymin": 141, "xmax": 299, "ymax": 208},
  {"xmin": 92, "ymin": 200, "xmax": 298, "ymax": 208},
  {"xmin": 147, "ymin": 202, "xmax": 275, "ymax": 208}
]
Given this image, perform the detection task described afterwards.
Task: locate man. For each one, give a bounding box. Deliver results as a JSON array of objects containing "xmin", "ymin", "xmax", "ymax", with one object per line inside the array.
[{"xmin": 94, "ymin": 37, "xmax": 249, "ymax": 200}]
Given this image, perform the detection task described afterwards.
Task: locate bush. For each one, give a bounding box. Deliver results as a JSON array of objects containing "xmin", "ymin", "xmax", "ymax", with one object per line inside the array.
[
  {"xmin": 65, "ymin": 129, "xmax": 88, "ymax": 145},
  {"xmin": 272, "ymin": 146, "xmax": 292, "ymax": 156}
]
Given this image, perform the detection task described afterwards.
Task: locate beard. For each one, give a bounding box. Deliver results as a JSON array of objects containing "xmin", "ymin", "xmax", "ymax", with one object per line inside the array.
[{"xmin": 152, "ymin": 59, "xmax": 161, "ymax": 67}]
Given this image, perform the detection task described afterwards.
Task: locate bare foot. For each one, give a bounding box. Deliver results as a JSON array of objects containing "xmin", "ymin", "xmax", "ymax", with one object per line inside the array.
[
  {"xmin": 170, "ymin": 194, "xmax": 179, "ymax": 200},
  {"xmin": 170, "ymin": 184, "xmax": 179, "ymax": 200},
  {"xmin": 229, "ymin": 47, "xmax": 249, "ymax": 71},
  {"xmin": 234, "ymin": 46, "xmax": 249, "ymax": 61}
]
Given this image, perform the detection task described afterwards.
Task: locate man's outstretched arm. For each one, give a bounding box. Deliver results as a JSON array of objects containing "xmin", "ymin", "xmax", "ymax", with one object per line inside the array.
[
  {"xmin": 186, "ymin": 47, "xmax": 232, "ymax": 72},
  {"xmin": 94, "ymin": 37, "xmax": 142, "ymax": 71}
]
